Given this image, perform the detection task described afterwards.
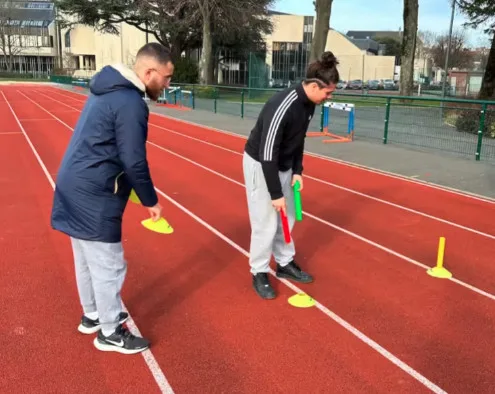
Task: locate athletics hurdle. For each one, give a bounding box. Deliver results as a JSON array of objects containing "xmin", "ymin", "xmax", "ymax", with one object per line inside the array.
[
  {"xmin": 157, "ymin": 87, "xmax": 194, "ymax": 110},
  {"xmin": 179, "ymin": 89, "xmax": 194, "ymax": 109},
  {"xmin": 307, "ymin": 101, "xmax": 355, "ymax": 143},
  {"xmin": 162, "ymin": 86, "xmax": 180, "ymax": 104}
]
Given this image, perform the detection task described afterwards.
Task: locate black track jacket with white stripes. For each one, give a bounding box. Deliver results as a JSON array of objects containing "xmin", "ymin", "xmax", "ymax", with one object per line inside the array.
[{"xmin": 244, "ymin": 83, "xmax": 315, "ymax": 200}]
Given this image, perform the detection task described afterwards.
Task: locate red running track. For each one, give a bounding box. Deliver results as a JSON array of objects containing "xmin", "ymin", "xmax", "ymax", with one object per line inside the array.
[
  {"xmin": 0, "ymin": 92, "xmax": 164, "ymax": 393},
  {"xmin": 35, "ymin": 86, "xmax": 495, "ymax": 294},
  {"xmin": 0, "ymin": 85, "xmax": 494, "ymax": 393},
  {"xmin": 34, "ymin": 86, "xmax": 495, "ymax": 388}
]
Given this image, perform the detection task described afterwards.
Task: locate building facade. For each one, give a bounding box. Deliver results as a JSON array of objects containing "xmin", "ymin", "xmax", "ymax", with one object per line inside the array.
[
  {"xmin": 1, "ymin": 5, "xmax": 433, "ymax": 88},
  {"xmin": 265, "ymin": 15, "xmax": 396, "ymax": 86},
  {"xmin": 0, "ymin": 0, "xmax": 59, "ymax": 75},
  {"xmin": 57, "ymin": 10, "xmax": 401, "ymax": 86}
]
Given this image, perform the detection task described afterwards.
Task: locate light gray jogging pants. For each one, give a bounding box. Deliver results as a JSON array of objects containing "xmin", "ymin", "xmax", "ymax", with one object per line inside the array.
[
  {"xmin": 70, "ymin": 237, "xmax": 127, "ymax": 332},
  {"xmin": 242, "ymin": 151, "xmax": 296, "ymax": 274}
]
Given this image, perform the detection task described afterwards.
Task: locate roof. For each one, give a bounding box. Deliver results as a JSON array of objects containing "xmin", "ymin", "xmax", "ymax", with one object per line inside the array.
[
  {"xmin": 349, "ymin": 38, "xmax": 380, "ymax": 52},
  {"xmin": 267, "ymin": 10, "xmax": 292, "ymax": 16},
  {"xmin": 346, "ymin": 30, "xmax": 402, "ymax": 40},
  {"xmin": 0, "ymin": 1, "xmax": 55, "ymax": 27}
]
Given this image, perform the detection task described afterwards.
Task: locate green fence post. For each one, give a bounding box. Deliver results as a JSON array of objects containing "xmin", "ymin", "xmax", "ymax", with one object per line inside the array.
[
  {"xmin": 214, "ymin": 88, "xmax": 217, "ymax": 113},
  {"xmin": 475, "ymin": 103, "xmax": 487, "ymax": 161},
  {"xmin": 241, "ymin": 89, "xmax": 245, "ymax": 118},
  {"xmin": 383, "ymin": 97, "xmax": 391, "ymax": 144},
  {"xmin": 192, "ymin": 86, "xmax": 195, "ymax": 110}
]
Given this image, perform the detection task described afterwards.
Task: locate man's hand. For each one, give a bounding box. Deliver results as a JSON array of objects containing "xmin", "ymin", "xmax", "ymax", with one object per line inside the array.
[
  {"xmin": 272, "ymin": 197, "xmax": 286, "ymax": 213},
  {"xmin": 292, "ymin": 174, "xmax": 303, "ymax": 191},
  {"xmin": 147, "ymin": 203, "xmax": 163, "ymax": 222}
]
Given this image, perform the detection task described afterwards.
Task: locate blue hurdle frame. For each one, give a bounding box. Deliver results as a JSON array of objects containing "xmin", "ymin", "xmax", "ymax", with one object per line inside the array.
[
  {"xmin": 322, "ymin": 101, "xmax": 355, "ymax": 142},
  {"xmin": 157, "ymin": 87, "xmax": 194, "ymax": 108}
]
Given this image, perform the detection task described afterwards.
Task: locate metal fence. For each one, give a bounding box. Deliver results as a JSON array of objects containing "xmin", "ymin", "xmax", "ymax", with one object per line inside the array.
[
  {"xmin": 47, "ymin": 75, "xmax": 495, "ymax": 163},
  {"xmin": 163, "ymin": 83, "xmax": 495, "ymax": 163}
]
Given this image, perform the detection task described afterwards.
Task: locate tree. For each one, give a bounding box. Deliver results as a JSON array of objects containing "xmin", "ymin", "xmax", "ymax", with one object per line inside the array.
[
  {"xmin": 374, "ymin": 36, "xmax": 401, "ymax": 57},
  {"xmin": 429, "ymin": 29, "xmax": 475, "ymax": 70},
  {"xmin": 309, "ymin": 0, "xmax": 333, "ymax": 64},
  {"xmin": 211, "ymin": 6, "xmax": 272, "ymax": 84},
  {"xmin": 195, "ymin": 0, "xmax": 273, "ymax": 84},
  {"xmin": 54, "ymin": 0, "xmax": 202, "ymax": 60},
  {"xmin": 417, "ymin": 30, "xmax": 436, "ymax": 49},
  {"xmin": 0, "ymin": 0, "xmax": 24, "ymax": 72},
  {"xmin": 457, "ymin": 0, "xmax": 495, "ymax": 99},
  {"xmin": 55, "ymin": 0, "xmax": 273, "ymax": 85},
  {"xmin": 194, "ymin": 0, "xmax": 214, "ymax": 84},
  {"xmin": 399, "ymin": 0, "xmax": 419, "ymax": 96}
]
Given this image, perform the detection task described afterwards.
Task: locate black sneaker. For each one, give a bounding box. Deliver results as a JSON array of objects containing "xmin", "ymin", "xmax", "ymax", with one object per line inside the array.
[
  {"xmin": 276, "ymin": 261, "xmax": 313, "ymax": 283},
  {"xmin": 252, "ymin": 272, "xmax": 276, "ymax": 299},
  {"xmin": 77, "ymin": 312, "xmax": 129, "ymax": 334},
  {"xmin": 93, "ymin": 324, "xmax": 150, "ymax": 354}
]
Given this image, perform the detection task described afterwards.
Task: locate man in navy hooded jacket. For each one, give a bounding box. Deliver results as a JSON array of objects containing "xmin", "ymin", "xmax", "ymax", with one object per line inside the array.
[{"xmin": 51, "ymin": 43, "xmax": 174, "ymax": 354}]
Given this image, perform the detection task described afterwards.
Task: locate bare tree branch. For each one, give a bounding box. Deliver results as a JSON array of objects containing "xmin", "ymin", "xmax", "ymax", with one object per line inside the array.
[{"xmin": 429, "ymin": 29, "xmax": 475, "ymax": 70}]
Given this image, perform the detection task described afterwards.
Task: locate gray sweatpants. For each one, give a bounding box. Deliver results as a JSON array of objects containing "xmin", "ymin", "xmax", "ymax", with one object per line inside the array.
[
  {"xmin": 242, "ymin": 151, "xmax": 296, "ymax": 274},
  {"xmin": 70, "ymin": 237, "xmax": 127, "ymax": 332}
]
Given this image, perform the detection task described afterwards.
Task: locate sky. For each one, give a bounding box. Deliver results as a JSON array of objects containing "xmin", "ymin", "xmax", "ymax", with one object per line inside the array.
[{"xmin": 272, "ymin": 0, "xmax": 491, "ymax": 48}]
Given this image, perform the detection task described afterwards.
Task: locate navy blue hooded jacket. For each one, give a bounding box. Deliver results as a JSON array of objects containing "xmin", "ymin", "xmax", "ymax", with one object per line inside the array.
[{"xmin": 51, "ymin": 64, "xmax": 158, "ymax": 243}]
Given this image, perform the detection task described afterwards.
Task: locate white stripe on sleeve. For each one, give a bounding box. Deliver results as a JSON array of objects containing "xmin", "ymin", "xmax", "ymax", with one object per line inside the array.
[{"xmin": 263, "ymin": 90, "xmax": 298, "ymax": 161}]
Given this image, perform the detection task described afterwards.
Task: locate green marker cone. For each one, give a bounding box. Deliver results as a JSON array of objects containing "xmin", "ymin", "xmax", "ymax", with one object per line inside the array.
[{"xmin": 294, "ymin": 180, "xmax": 303, "ymax": 221}]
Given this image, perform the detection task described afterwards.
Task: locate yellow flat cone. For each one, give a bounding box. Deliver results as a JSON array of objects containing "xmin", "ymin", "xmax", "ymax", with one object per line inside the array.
[
  {"xmin": 141, "ymin": 217, "xmax": 174, "ymax": 234},
  {"xmin": 288, "ymin": 293, "xmax": 315, "ymax": 308},
  {"xmin": 427, "ymin": 266, "xmax": 452, "ymax": 279},
  {"xmin": 129, "ymin": 189, "xmax": 141, "ymax": 204}
]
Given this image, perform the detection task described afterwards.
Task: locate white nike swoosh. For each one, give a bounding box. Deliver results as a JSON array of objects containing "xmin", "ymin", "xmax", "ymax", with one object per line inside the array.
[{"xmin": 107, "ymin": 339, "xmax": 124, "ymax": 347}]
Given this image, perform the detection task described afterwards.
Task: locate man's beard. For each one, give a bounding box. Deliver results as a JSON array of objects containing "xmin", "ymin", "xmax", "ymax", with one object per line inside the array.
[{"xmin": 146, "ymin": 85, "xmax": 161, "ymax": 101}]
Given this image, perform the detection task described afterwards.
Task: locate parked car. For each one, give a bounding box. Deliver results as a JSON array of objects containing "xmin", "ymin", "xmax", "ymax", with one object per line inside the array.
[
  {"xmin": 367, "ymin": 80, "xmax": 382, "ymax": 90},
  {"xmin": 348, "ymin": 79, "xmax": 363, "ymax": 89},
  {"xmin": 337, "ymin": 80, "xmax": 347, "ymax": 89},
  {"xmin": 268, "ymin": 79, "xmax": 285, "ymax": 88},
  {"xmin": 382, "ymin": 79, "xmax": 397, "ymax": 90}
]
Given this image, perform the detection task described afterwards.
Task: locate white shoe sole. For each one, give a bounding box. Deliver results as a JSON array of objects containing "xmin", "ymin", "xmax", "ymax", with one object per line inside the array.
[{"xmin": 77, "ymin": 324, "xmax": 100, "ymax": 334}]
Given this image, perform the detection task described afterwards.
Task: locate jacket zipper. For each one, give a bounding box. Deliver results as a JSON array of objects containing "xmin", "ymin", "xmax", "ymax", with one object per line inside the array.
[{"xmin": 113, "ymin": 171, "xmax": 124, "ymax": 194}]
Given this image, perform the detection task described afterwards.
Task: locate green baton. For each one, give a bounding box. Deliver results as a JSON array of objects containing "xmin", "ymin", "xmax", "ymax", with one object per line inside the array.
[{"xmin": 294, "ymin": 180, "xmax": 302, "ymax": 221}]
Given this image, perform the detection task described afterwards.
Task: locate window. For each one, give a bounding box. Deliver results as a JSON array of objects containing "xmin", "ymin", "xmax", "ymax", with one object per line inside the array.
[
  {"xmin": 271, "ymin": 41, "xmax": 310, "ymax": 83},
  {"xmin": 303, "ymin": 16, "xmax": 314, "ymax": 25},
  {"xmin": 25, "ymin": 2, "xmax": 54, "ymax": 9},
  {"xmin": 21, "ymin": 20, "xmax": 44, "ymax": 27},
  {"xmin": 64, "ymin": 30, "xmax": 70, "ymax": 48}
]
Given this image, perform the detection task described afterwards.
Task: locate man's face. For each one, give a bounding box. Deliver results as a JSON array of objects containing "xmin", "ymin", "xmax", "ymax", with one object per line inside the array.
[{"xmin": 144, "ymin": 61, "xmax": 174, "ymax": 101}]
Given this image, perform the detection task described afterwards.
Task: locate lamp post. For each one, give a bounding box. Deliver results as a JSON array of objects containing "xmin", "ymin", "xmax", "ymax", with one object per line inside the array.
[{"xmin": 442, "ymin": 0, "xmax": 456, "ymax": 98}]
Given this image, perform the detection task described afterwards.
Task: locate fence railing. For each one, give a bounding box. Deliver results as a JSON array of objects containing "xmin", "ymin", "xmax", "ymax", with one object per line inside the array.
[
  {"xmin": 48, "ymin": 76, "xmax": 495, "ymax": 162},
  {"xmin": 0, "ymin": 71, "xmax": 50, "ymax": 80},
  {"xmin": 162, "ymin": 83, "xmax": 495, "ymax": 162}
]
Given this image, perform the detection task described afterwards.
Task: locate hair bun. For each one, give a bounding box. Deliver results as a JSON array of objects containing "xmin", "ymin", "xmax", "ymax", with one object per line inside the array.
[{"xmin": 320, "ymin": 51, "xmax": 338, "ymax": 68}]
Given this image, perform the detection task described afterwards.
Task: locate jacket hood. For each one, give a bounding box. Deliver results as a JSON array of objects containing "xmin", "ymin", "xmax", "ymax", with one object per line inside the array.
[{"xmin": 89, "ymin": 63, "xmax": 146, "ymax": 96}]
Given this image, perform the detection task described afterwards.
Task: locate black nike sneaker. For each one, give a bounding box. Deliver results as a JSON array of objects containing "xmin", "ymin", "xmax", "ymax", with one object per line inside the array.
[
  {"xmin": 93, "ymin": 324, "xmax": 150, "ymax": 354},
  {"xmin": 77, "ymin": 312, "xmax": 129, "ymax": 334}
]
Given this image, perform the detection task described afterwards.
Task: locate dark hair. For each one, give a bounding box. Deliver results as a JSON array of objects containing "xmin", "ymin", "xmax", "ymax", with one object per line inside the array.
[
  {"xmin": 136, "ymin": 42, "xmax": 172, "ymax": 65},
  {"xmin": 305, "ymin": 51, "xmax": 340, "ymax": 86}
]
